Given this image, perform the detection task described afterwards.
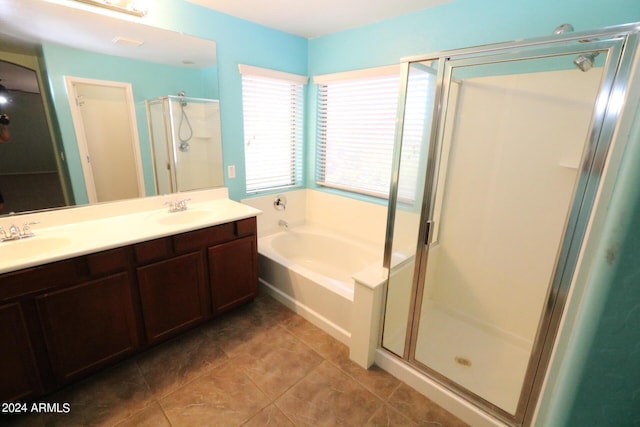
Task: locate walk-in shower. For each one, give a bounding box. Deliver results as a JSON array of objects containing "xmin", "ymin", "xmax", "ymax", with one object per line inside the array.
[
  {"xmin": 146, "ymin": 94, "xmax": 224, "ymax": 194},
  {"xmin": 382, "ymin": 23, "xmax": 639, "ymax": 426}
]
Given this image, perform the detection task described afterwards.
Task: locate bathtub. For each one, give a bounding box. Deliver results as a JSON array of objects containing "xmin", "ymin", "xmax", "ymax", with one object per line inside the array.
[{"xmin": 258, "ymin": 224, "xmax": 382, "ymax": 344}]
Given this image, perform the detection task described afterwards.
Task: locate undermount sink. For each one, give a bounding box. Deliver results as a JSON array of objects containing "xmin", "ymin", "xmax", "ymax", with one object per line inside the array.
[
  {"xmin": 153, "ymin": 209, "xmax": 213, "ymax": 225},
  {"xmin": 0, "ymin": 237, "xmax": 72, "ymax": 260}
]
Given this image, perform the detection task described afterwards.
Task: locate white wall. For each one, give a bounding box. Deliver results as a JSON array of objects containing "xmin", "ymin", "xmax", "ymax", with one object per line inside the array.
[{"xmin": 241, "ymin": 189, "xmax": 387, "ymax": 251}]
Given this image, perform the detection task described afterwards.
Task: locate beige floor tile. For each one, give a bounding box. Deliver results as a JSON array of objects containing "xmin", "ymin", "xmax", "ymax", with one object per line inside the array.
[
  {"xmin": 9, "ymin": 360, "xmax": 153, "ymax": 427},
  {"xmin": 159, "ymin": 361, "xmax": 270, "ymax": 427},
  {"xmin": 276, "ymin": 360, "xmax": 383, "ymax": 426},
  {"xmin": 365, "ymin": 404, "xmax": 418, "ymax": 426},
  {"xmin": 229, "ymin": 327, "xmax": 323, "ymax": 398},
  {"xmin": 282, "ymin": 315, "xmax": 348, "ymax": 362},
  {"xmin": 388, "ymin": 384, "xmax": 469, "ymax": 426},
  {"xmin": 200, "ymin": 306, "xmax": 281, "ymax": 357},
  {"xmin": 242, "ymin": 404, "xmax": 295, "ymax": 427},
  {"xmin": 333, "ymin": 357, "xmax": 402, "ymax": 401},
  {"xmin": 137, "ymin": 328, "xmax": 228, "ymax": 398},
  {"xmin": 113, "ymin": 401, "xmax": 171, "ymax": 427}
]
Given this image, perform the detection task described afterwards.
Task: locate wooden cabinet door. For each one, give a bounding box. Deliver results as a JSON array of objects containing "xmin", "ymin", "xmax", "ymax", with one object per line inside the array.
[
  {"xmin": 137, "ymin": 252, "xmax": 208, "ymax": 345},
  {"xmin": 0, "ymin": 303, "xmax": 41, "ymax": 401},
  {"xmin": 208, "ymin": 236, "xmax": 258, "ymax": 315},
  {"xmin": 36, "ymin": 273, "xmax": 139, "ymax": 384}
]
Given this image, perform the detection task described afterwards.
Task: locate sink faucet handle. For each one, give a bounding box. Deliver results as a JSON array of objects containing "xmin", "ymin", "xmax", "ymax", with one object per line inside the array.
[
  {"xmin": 0, "ymin": 226, "xmax": 6, "ymax": 239},
  {"xmin": 176, "ymin": 198, "xmax": 191, "ymax": 210},
  {"xmin": 22, "ymin": 221, "xmax": 39, "ymax": 236},
  {"xmin": 8, "ymin": 224, "xmax": 20, "ymax": 238}
]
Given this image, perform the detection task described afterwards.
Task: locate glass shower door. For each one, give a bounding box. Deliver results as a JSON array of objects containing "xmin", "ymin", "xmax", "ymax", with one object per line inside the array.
[
  {"xmin": 413, "ymin": 53, "xmax": 607, "ymax": 415},
  {"xmin": 383, "ymin": 29, "xmax": 633, "ymax": 425}
]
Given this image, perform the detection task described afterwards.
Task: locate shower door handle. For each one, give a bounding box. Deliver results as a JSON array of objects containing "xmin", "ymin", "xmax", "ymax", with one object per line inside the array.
[{"xmin": 424, "ymin": 220, "xmax": 434, "ymax": 245}]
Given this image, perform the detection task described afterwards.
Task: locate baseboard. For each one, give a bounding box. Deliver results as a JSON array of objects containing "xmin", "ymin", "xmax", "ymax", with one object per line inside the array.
[{"xmin": 259, "ymin": 279, "xmax": 351, "ymax": 346}]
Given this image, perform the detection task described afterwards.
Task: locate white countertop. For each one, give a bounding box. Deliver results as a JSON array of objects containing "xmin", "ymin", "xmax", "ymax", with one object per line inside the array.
[{"xmin": 0, "ymin": 188, "xmax": 261, "ymax": 274}]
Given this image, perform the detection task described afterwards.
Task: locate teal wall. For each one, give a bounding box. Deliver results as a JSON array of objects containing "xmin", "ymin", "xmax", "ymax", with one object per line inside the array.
[{"xmin": 559, "ymin": 101, "xmax": 640, "ymax": 426}]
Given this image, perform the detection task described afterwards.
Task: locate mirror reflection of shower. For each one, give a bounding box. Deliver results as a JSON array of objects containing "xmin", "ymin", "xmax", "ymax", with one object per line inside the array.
[
  {"xmin": 574, "ymin": 52, "xmax": 600, "ymax": 72},
  {"xmin": 176, "ymin": 91, "xmax": 193, "ymax": 152},
  {"xmin": 146, "ymin": 94, "xmax": 224, "ymax": 194}
]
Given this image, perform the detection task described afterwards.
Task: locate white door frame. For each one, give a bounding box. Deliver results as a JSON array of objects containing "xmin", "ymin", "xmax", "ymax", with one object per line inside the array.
[{"xmin": 65, "ymin": 76, "xmax": 145, "ymax": 203}]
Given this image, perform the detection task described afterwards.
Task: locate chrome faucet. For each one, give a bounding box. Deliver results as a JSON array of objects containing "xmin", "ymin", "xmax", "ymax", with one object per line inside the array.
[
  {"xmin": 278, "ymin": 219, "xmax": 289, "ymax": 230},
  {"xmin": 0, "ymin": 221, "xmax": 39, "ymax": 241},
  {"xmin": 165, "ymin": 198, "xmax": 191, "ymax": 213}
]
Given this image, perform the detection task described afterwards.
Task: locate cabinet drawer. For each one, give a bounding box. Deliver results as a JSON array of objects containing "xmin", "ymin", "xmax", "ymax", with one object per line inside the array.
[
  {"xmin": 174, "ymin": 223, "xmax": 235, "ymax": 253},
  {"xmin": 235, "ymin": 217, "xmax": 256, "ymax": 237},
  {"xmin": 134, "ymin": 238, "xmax": 173, "ymax": 264},
  {"xmin": 86, "ymin": 248, "xmax": 128, "ymax": 276},
  {"xmin": 0, "ymin": 259, "xmax": 81, "ymax": 301}
]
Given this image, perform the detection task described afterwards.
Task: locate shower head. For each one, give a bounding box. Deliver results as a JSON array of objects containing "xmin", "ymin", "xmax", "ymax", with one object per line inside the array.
[
  {"xmin": 553, "ymin": 23, "xmax": 574, "ymax": 35},
  {"xmin": 177, "ymin": 91, "xmax": 187, "ymax": 107},
  {"xmin": 574, "ymin": 52, "xmax": 599, "ymax": 72}
]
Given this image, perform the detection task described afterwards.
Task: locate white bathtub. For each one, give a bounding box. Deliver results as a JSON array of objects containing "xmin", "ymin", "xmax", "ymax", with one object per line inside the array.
[{"xmin": 258, "ymin": 224, "xmax": 382, "ymax": 344}]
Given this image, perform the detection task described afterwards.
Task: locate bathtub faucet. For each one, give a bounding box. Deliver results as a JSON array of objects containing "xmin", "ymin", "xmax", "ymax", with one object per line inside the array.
[
  {"xmin": 278, "ymin": 219, "xmax": 289, "ymax": 230},
  {"xmin": 273, "ymin": 195, "xmax": 287, "ymax": 211}
]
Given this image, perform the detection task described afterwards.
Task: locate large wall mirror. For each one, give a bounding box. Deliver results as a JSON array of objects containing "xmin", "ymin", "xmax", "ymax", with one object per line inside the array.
[{"xmin": 0, "ymin": 0, "xmax": 221, "ymax": 216}]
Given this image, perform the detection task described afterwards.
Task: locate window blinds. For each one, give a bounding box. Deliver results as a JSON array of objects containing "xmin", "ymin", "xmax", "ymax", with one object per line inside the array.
[
  {"xmin": 316, "ymin": 68, "xmax": 435, "ymax": 200},
  {"xmin": 240, "ymin": 65, "xmax": 305, "ymax": 193},
  {"xmin": 316, "ymin": 75, "xmax": 400, "ymax": 198}
]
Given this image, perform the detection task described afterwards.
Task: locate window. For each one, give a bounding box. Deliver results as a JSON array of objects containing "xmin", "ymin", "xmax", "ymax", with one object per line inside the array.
[
  {"xmin": 315, "ymin": 66, "xmax": 435, "ymax": 200},
  {"xmin": 240, "ymin": 65, "xmax": 306, "ymax": 193}
]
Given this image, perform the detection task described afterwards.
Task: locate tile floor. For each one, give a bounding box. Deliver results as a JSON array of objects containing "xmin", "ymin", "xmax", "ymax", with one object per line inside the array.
[{"xmin": 6, "ymin": 293, "xmax": 468, "ymax": 426}]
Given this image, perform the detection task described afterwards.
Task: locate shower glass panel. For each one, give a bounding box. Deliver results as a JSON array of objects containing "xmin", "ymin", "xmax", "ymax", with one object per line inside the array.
[
  {"xmin": 147, "ymin": 95, "xmax": 224, "ymax": 194},
  {"xmin": 383, "ymin": 60, "xmax": 439, "ymax": 356},
  {"xmin": 382, "ymin": 26, "xmax": 636, "ymax": 426}
]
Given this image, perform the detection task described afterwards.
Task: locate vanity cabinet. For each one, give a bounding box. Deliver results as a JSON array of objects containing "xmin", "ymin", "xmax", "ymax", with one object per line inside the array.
[
  {"xmin": 36, "ymin": 272, "xmax": 139, "ymax": 384},
  {"xmin": 0, "ymin": 248, "xmax": 140, "ymax": 394},
  {"xmin": 209, "ymin": 236, "xmax": 258, "ymax": 314},
  {"xmin": 135, "ymin": 243, "xmax": 208, "ymax": 345},
  {"xmin": 173, "ymin": 217, "xmax": 258, "ymax": 315},
  {"xmin": 0, "ymin": 302, "xmax": 42, "ymax": 401},
  {"xmin": 0, "ymin": 216, "xmax": 258, "ymax": 402}
]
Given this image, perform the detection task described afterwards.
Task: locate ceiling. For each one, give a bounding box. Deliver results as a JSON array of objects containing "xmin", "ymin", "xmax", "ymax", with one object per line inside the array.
[{"xmin": 185, "ymin": 0, "xmax": 453, "ymax": 39}]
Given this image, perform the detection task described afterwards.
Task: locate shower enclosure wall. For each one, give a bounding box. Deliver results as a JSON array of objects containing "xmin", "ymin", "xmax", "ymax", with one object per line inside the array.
[
  {"xmin": 382, "ymin": 23, "xmax": 639, "ymax": 426},
  {"xmin": 146, "ymin": 95, "xmax": 224, "ymax": 194}
]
